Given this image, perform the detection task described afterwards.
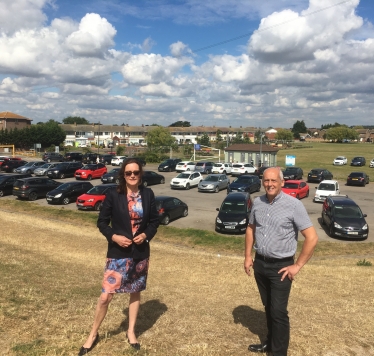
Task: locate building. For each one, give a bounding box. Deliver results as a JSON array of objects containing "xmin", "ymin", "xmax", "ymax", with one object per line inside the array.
[{"xmin": 0, "ymin": 112, "xmax": 32, "ymax": 130}]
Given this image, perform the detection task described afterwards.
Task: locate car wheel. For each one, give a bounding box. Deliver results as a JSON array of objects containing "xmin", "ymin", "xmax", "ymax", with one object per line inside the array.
[
  {"xmin": 143, "ymin": 181, "xmax": 148, "ymax": 187},
  {"xmin": 162, "ymin": 215, "xmax": 170, "ymax": 225},
  {"xmin": 0, "ymin": 190, "xmax": 4, "ymax": 197},
  {"xmin": 296, "ymin": 194, "xmax": 300, "ymax": 199},
  {"xmin": 329, "ymin": 225, "xmax": 335, "ymax": 237},
  {"xmin": 62, "ymin": 197, "xmax": 69, "ymax": 205},
  {"xmin": 12, "ymin": 168, "xmax": 17, "ymax": 173},
  {"xmin": 94, "ymin": 201, "xmax": 102, "ymax": 211},
  {"xmin": 87, "ymin": 175, "xmax": 92, "ymax": 181},
  {"xmin": 214, "ymin": 186, "xmax": 219, "ymax": 193},
  {"xmin": 160, "ymin": 178, "xmax": 165, "ymax": 184},
  {"xmin": 223, "ymin": 170, "xmax": 226, "ymax": 174},
  {"xmin": 185, "ymin": 183, "xmax": 190, "ymax": 190},
  {"xmin": 115, "ymin": 178, "xmax": 120, "ymax": 184},
  {"xmin": 26, "ymin": 170, "xmax": 31, "ymax": 174},
  {"xmin": 182, "ymin": 208, "xmax": 188, "ymax": 217},
  {"xmin": 28, "ymin": 192, "xmax": 37, "ymax": 201},
  {"xmin": 59, "ymin": 173, "xmax": 65, "ymax": 179},
  {"xmin": 187, "ymin": 168, "xmax": 190, "ymax": 171},
  {"xmin": 321, "ymin": 215, "xmax": 325, "ymax": 225}
]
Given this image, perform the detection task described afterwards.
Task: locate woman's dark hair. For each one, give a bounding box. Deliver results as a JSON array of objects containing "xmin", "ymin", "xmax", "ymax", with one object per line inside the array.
[{"xmin": 117, "ymin": 158, "xmax": 144, "ymax": 194}]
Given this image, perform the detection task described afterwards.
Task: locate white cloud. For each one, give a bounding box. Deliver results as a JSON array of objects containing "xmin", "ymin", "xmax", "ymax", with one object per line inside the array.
[
  {"xmin": 141, "ymin": 37, "xmax": 156, "ymax": 52},
  {"xmin": 170, "ymin": 41, "xmax": 191, "ymax": 57}
]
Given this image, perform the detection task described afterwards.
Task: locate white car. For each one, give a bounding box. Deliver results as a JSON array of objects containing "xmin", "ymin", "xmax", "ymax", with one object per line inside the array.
[
  {"xmin": 211, "ymin": 162, "xmax": 232, "ymax": 175},
  {"xmin": 170, "ymin": 171, "xmax": 202, "ymax": 190},
  {"xmin": 333, "ymin": 156, "xmax": 347, "ymax": 165},
  {"xmin": 175, "ymin": 161, "xmax": 196, "ymax": 172},
  {"xmin": 231, "ymin": 163, "xmax": 256, "ymax": 176},
  {"xmin": 111, "ymin": 156, "xmax": 126, "ymax": 166},
  {"xmin": 370, "ymin": 159, "xmax": 374, "ymax": 168},
  {"xmin": 314, "ymin": 180, "xmax": 340, "ymax": 203}
]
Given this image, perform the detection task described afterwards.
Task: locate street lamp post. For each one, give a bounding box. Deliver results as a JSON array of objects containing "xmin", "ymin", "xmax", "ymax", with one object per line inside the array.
[
  {"xmin": 97, "ymin": 122, "xmax": 101, "ymax": 155},
  {"xmin": 259, "ymin": 132, "xmax": 264, "ymax": 168}
]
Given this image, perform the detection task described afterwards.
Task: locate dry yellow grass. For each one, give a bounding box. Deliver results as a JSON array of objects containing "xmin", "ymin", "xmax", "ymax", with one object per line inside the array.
[{"xmin": 1, "ymin": 211, "xmax": 374, "ymax": 356}]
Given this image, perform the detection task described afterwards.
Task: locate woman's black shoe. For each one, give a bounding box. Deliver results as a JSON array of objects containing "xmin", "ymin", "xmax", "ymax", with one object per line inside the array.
[
  {"xmin": 126, "ymin": 333, "xmax": 141, "ymax": 350},
  {"xmin": 78, "ymin": 333, "xmax": 99, "ymax": 355},
  {"xmin": 248, "ymin": 341, "xmax": 271, "ymax": 353}
]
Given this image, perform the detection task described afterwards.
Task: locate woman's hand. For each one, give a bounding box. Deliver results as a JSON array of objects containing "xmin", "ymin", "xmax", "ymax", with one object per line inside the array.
[
  {"xmin": 112, "ymin": 234, "xmax": 132, "ymax": 248},
  {"xmin": 133, "ymin": 233, "xmax": 147, "ymax": 245}
]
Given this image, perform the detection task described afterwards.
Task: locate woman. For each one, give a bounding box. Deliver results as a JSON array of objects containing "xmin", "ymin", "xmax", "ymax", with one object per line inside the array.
[{"xmin": 78, "ymin": 158, "xmax": 159, "ymax": 355}]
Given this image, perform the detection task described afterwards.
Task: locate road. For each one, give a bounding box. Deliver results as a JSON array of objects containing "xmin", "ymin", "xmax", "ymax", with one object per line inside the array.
[{"xmin": 2, "ymin": 162, "xmax": 374, "ymax": 243}]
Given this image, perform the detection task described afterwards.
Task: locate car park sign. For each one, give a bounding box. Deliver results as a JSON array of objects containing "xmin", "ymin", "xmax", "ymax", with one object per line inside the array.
[{"xmin": 285, "ymin": 155, "xmax": 296, "ymax": 166}]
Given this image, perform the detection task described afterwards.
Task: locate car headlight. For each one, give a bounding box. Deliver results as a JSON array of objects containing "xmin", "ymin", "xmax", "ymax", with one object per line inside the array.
[
  {"xmin": 82, "ymin": 172, "xmax": 87, "ymax": 175},
  {"xmin": 164, "ymin": 166, "xmax": 169, "ymax": 168},
  {"xmin": 87, "ymin": 199, "xmax": 94, "ymax": 202},
  {"xmin": 334, "ymin": 222, "xmax": 342, "ymax": 229},
  {"xmin": 54, "ymin": 193, "xmax": 62, "ymax": 198},
  {"xmin": 207, "ymin": 184, "xmax": 214, "ymax": 188},
  {"xmin": 362, "ymin": 224, "xmax": 368, "ymax": 230},
  {"xmin": 238, "ymin": 218, "xmax": 247, "ymax": 225},
  {"xmin": 216, "ymin": 217, "xmax": 222, "ymax": 223},
  {"xmin": 53, "ymin": 170, "xmax": 59, "ymax": 173},
  {"xmin": 314, "ymin": 194, "xmax": 319, "ymax": 198}
]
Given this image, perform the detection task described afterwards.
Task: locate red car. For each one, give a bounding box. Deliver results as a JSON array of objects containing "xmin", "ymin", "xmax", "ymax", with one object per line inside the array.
[
  {"xmin": 74, "ymin": 163, "xmax": 107, "ymax": 180},
  {"xmin": 281, "ymin": 180, "xmax": 309, "ymax": 199},
  {"xmin": 76, "ymin": 184, "xmax": 117, "ymax": 210}
]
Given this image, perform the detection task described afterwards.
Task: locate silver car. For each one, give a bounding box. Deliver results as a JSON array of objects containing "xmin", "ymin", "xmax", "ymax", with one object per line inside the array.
[
  {"xmin": 15, "ymin": 161, "xmax": 45, "ymax": 174},
  {"xmin": 34, "ymin": 163, "xmax": 57, "ymax": 176},
  {"xmin": 198, "ymin": 174, "xmax": 230, "ymax": 193}
]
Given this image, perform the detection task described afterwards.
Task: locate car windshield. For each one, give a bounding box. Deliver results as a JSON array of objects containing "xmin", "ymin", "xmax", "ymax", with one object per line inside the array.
[
  {"xmin": 310, "ymin": 170, "xmax": 322, "ymax": 174},
  {"xmin": 55, "ymin": 183, "xmax": 75, "ymax": 191},
  {"xmin": 204, "ymin": 175, "xmax": 219, "ymax": 182},
  {"xmin": 349, "ymin": 173, "xmax": 364, "ymax": 177},
  {"xmin": 233, "ymin": 164, "xmax": 243, "ymax": 168},
  {"xmin": 213, "ymin": 163, "xmax": 223, "ymax": 167},
  {"xmin": 108, "ymin": 169, "xmax": 120, "ymax": 174},
  {"xmin": 0, "ymin": 176, "xmax": 9, "ymax": 183},
  {"xmin": 195, "ymin": 163, "xmax": 204, "ymax": 167},
  {"xmin": 283, "ymin": 183, "xmax": 299, "ymax": 189},
  {"xmin": 333, "ymin": 206, "xmax": 363, "ymax": 218},
  {"xmin": 234, "ymin": 177, "xmax": 251, "ymax": 184},
  {"xmin": 335, "ymin": 157, "xmax": 344, "ymax": 160},
  {"xmin": 53, "ymin": 163, "xmax": 68, "ymax": 168},
  {"xmin": 22, "ymin": 162, "xmax": 34, "ymax": 167},
  {"xmin": 284, "ymin": 168, "xmax": 298, "ymax": 173},
  {"xmin": 177, "ymin": 173, "xmax": 190, "ymax": 179},
  {"xmin": 40, "ymin": 163, "xmax": 53, "ymax": 169},
  {"xmin": 82, "ymin": 165, "xmax": 95, "ymax": 170},
  {"xmin": 87, "ymin": 186, "xmax": 109, "ymax": 195},
  {"xmin": 318, "ymin": 183, "xmax": 335, "ymax": 191},
  {"xmin": 221, "ymin": 202, "xmax": 246, "ymax": 213}
]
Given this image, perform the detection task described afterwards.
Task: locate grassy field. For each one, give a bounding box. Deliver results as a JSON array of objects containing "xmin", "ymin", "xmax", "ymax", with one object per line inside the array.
[{"xmin": 1, "ymin": 201, "xmax": 374, "ymax": 356}]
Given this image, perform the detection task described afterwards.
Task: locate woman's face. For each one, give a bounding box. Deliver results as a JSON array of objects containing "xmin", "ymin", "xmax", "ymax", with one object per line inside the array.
[{"xmin": 124, "ymin": 162, "xmax": 141, "ymax": 189}]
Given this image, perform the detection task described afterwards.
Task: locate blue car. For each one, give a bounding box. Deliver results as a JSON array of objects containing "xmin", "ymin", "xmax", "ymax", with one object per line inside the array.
[{"xmin": 227, "ymin": 175, "xmax": 261, "ymax": 194}]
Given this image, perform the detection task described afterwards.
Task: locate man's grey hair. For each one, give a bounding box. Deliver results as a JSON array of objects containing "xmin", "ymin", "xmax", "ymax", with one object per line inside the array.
[{"xmin": 262, "ymin": 167, "xmax": 283, "ymax": 181}]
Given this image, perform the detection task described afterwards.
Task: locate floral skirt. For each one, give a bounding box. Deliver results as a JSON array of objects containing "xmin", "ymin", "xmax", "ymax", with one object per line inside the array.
[{"xmin": 102, "ymin": 258, "xmax": 149, "ymax": 294}]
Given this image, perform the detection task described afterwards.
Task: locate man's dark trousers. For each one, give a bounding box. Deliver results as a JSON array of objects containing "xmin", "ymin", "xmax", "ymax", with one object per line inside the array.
[{"xmin": 254, "ymin": 258, "xmax": 293, "ymax": 356}]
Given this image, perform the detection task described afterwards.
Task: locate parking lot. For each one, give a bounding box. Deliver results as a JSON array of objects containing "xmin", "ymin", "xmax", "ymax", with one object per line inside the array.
[{"xmin": 2, "ymin": 162, "xmax": 374, "ymax": 243}]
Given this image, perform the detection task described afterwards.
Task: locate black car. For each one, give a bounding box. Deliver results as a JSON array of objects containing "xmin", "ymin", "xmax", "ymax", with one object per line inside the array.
[
  {"xmin": 347, "ymin": 172, "xmax": 370, "ymax": 186},
  {"xmin": 215, "ymin": 192, "xmax": 253, "ymax": 234},
  {"xmin": 0, "ymin": 173, "xmax": 32, "ymax": 197},
  {"xmin": 142, "ymin": 171, "xmax": 165, "ymax": 187},
  {"xmin": 82, "ymin": 153, "xmax": 100, "ymax": 164},
  {"xmin": 46, "ymin": 181, "xmax": 93, "ymax": 205},
  {"xmin": 321, "ymin": 195, "xmax": 369, "ymax": 239},
  {"xmin": 101, "ymin": 168, "xmax": 121, "ymax": 184},
  {"xmin": 1, "ymin": 160, "xmax": 28, "ymax": 173},
  {"xmin": 46, "ymin": 162, "xmax": 82, "ymax": 179},
  {"xmin": 350, "ymin": 157, "xmax": 366, "ymax": 166},
  {"xmin": 155, "ymin": 196, "xmax": 188, "ymax": 225},
  {"xmin": 227, "ymin": 175, "xmax": 261, "ymax": 194},
  {"xmin": 158, "ymin": 159, "xmax": 182, "ymax": 172},
  {"xmin": 307, "ymin": 168, "xmax": 333, "ymax": 183},
  {"xmin": 63, "ymin": 152, "xmax": 83, "ymax": 162},
  {"xmin": 42, "ymin": 152, "xmax": 64, "ymax": 162},
  {"xmin": 13, "ymin": 177, "xmax": 61, "ymax": 201},
  {"xmin": 100, "ymin": 154, "xmax": 116, "ymax": 165},
  {"xmin": 282, "ymin": 167, "xmax": 303, "ymax": 180}
]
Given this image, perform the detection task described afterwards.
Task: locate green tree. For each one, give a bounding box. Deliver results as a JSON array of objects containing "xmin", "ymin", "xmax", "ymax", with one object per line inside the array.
[
  {"xmin": 216, "ymin": 129, "xmax": 223, "ymax": 142},
  {"xmin": 116, "ymin": 146, "xmax": 125, "ymax": 156},
  {"xmin": 62, "ymin": 116, "xmax": 90, "ymax": 125},
  {"xmin": 169, "ymin": 121, "xmax": 191, "ymax": 127},
  {"xmin": 321, "ymin": 122, "xmax": 346, "ymax": 130},
  {"xmin": 197, "ymin": 133, "xmax": 211, "ymax": 147},
  {"xmin": 326, "ymin": 127, "xmax": 359, "ymax": 142},
  {"xmin": 291, "ymin": 120, "xmax": 307, "ymax": 139},
  {"xmin": 275, "ymin": 129, "xmax": 293, "ymax": 141},
  {"xmin": 146, "ymin": 126, "xmax": 175, "ymax": 148}
]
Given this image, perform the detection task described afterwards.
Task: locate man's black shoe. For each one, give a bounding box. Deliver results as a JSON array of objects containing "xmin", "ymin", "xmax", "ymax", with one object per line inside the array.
[{"xmin": 248, "ymin": 341, "xmax": 271, "ymax": 353}]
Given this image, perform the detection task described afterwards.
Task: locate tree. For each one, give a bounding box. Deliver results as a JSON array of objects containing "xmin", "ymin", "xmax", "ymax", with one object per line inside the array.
[
  {"xmin": 62, "ymin": 116, "xmax": 90, "ymax": 125},
  {"xmin": 275, "ymin": 129, "xmax": 293, "ymax": 141},
  {"xmin": 216, "ymin": 129, "xmax": 223, "ymax": 142},
  {"xmin": 291, "ymin": 120, "xmax": 307, "ymax": 139},
  {"xmin": 254, "ymin": 130, "xmax": 265, "ymax": 143},
  {"xmin": 321, "ymin": 122, "xmax": 346, "ymax": 130},
  {"xmin": 196, "ymin": 133, "xmax": 211, "ymax": 147},
  {"xmin": 146, "ymin": 126, "xmax": 175, "ymax": 148},
  {"xmin": 326, "ymin": 127, "xmax": 359, "ymax": 142},
  {"xmin": 169, "ymin": 121, "xmax": 191, "ymax": 127}
]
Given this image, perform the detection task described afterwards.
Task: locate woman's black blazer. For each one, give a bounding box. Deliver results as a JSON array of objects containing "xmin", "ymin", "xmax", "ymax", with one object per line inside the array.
[{"xmin": 97, "ymin": 187, "xmax": 159, "ymax": 259}]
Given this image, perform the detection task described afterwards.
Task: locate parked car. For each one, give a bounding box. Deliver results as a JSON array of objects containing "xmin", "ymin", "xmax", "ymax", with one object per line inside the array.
[
  {"xmin": 142, "ymin": 171, "xmax": 165, "ymax": 187},
  {"xmin": 314, "ymin": 180, "xmax": 340, "ymax": 203},
  {"xmin": 158, "ymin": 158, "xmax": 182, "ymax": 172},
  {"xmin": 101, "ymin": 168, "xmax": 121, "ymax": 184},
  {"xmin": 227, "ymin": 175, "xmax": 261, "ymax": 194},
  {"xmin": 333, "ymin": 156, "xmax": 347, "ymax": 165},
  {"xmin": 282, "ymin": 167, "xmax": 303, "ymax": 180},
  {"xmin": 0, "ymin": 157, "xmax": 21, "ymax": 168},
  {"xmin": 211, "ymin": 162, "xmax": 232, "ymax": 175},
  {"xmin": 99, "ymin": 154, "xmax": 116, "ymax": 165},
  {"xmin": 74, "ymin": 163, "xmax": 107, "ymax": 180},
  {"xmin": 215, "ymin": 192, "xmax": 253, "ymax": 234},
  {"xmin": 307, "ymin": 168, "xmax": 333, "ymax": 183},
  {"xmin": 370, "ymin": 158, "xmax": 374, "ymax": 168},
  {"xmin": 281, "ymin": 180, "xmax": 309, "ymax": 199},
  {"xmin": 46, "ymin": 162, "xmax": 82, "ymax": 179},
  {"xmin": 46, "ymin": 181, "xmax": 93, "ymax": 205},
  {"xmin": 350, "ymin": 156, "xmax": 366, "ymax": 166},
  {"xmin": 194, "ymin": 161, "xmax": 214, "ymax": 174},
  {"xmin": 155, "ymin": 196, "xmax": 188, "ymax": 225},
  {"xmin": 321, "ymin": 195, "xmax": 368, "ymax": 239},
  {"xmin": 15, "ymin": 161, "xmax": 45, "ymax": 174},
  {"xmin": 63, "ymin": 152, "xmax": 83, "ymax": 162},
  {"xmin": 175, "ymin": 161, "xmax": 196, "ymax": 172},
  {"xmin": 12, "ymin": 177, "xmax": 61, "ymax": 201},
  {"xmin": 1, "ymin": 160, "xmax": 28, "ymax": 173},
  {"xmin": 347, "ymin": 172, "xmax": 370, "ymax": 186},
  {"xmin": 170, "ymin": 171, "xmax": 203, "ymax": 190},
  {"xmin": 82, "ymin": 153, "xmax": 100, "ymax": 164},
  {"xmin": 42, "ymin": 152, "xmax": 64, "ymax": 162},
  {"xmin": 231, "ymin": 163, "xmax": 256, "ymax": 176},
  {"xmin": 111, "ymin": 156, "xmax": 127, "ymax": 166},
  {"xmin": 0, "ymin": 173, "xmax": 32, "ymax": 197},
  {"xmin": 34, "ymin": 163, "xmax": 57, "ymax": 176},
  {"xmin": 76, "ymin": 184, "xmax": 117, "ymax": 211},
  {"xmin": 198, "ymin": 174, "xmax": 230, "ymax": 193}
]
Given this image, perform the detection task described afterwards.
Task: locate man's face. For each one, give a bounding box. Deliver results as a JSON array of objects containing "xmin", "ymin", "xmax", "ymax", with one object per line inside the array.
[{"xmin": 262, "ymin": 168, "xmax": 284, "ymax": 200}]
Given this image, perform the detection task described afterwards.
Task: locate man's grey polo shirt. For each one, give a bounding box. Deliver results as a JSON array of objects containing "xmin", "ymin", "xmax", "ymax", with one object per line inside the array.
[{"xmin": 248, "ymin": 191, "xmax": 313, "ymax": 258}]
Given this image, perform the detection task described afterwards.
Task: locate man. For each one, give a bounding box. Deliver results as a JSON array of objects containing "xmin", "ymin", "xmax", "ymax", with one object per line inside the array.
[{"xmin": 244, "ymin": 167, "xmax": 318, "ymax": 355}]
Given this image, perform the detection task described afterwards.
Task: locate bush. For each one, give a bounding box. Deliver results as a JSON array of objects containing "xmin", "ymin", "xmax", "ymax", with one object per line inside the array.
[{"xmin": 356, "ymin": 259, "xmax": 372, "ymax": 266}]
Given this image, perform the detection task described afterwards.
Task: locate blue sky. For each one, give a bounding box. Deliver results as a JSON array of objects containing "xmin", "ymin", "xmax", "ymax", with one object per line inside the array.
[{"xmin": 1, "ymin": 0, "xmax": 374, "ymax": 128}]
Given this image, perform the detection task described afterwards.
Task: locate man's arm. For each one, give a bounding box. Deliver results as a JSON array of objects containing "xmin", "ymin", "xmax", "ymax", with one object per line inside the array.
[
  {"xmin": 279, "ymin": 226, "xmax": 318, "ymax": 281},
  {"xmin": 244, "ymin": 223, "xmax": 256, "ymax": 276}
]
